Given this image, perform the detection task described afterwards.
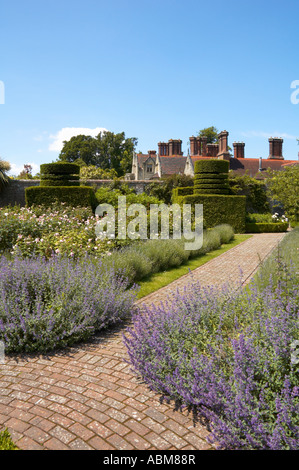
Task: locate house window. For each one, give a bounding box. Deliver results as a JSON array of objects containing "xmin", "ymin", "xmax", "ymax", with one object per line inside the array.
[{"xmin": 147, "ymin": 165, "xmax": 153, "ymax": 173}]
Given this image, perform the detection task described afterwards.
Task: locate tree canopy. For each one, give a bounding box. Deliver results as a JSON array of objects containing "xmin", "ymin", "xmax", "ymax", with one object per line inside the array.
[
  {"xmin": 0, "ymin": 158, "xmax": 11, "ymax": 191},
  {"xmin": 197, "ymin": 126, "xmax": 219, "ymax": 143},
  {"xmin": 58, "ymin": 131, "xmax": 138, "ymax": 177}
]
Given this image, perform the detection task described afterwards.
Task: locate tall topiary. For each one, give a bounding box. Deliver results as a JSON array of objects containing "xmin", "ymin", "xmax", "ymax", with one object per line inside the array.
[
  {"xmin": 194, "ymin": 159, "xmax": 230, "ymax": 195},
  {"xmin": 25, "ymin": 162, "xmax": 97, "ymax": 210},
  {"xmin": 40, "ymin": 162, "xmax": 80, "ymax": 186}
]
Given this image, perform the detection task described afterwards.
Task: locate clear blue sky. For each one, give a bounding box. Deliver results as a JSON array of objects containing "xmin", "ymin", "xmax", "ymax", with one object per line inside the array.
[{"xmin": 1, "ymin": 0, "xmax": 299, "ymax": 175}]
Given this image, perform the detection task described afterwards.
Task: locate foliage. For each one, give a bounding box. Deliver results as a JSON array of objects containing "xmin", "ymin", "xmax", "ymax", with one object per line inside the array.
[
  {"xmin": 266, "ymin": 165, "xmax": 299, "ymax": 223},
  {"xmin": 229, "ymin": 173, "xmax": 270, "ymax": 213},
  {"xmin": 181, "ymin": 194, "xmax": 246, "ymax": 233},
  {"xmin": 0, "ymin": 254, "xmax": 137, "ymax": 354},
  {"xmin": 124, "ymin": 229, "xmax": 299, "ymax": 450},
  {"xmin": 0, "ymin": 205, "xmax": 130, "ymax": 259},
  {"xmin": 253, "ymin": 227, "xmax": 299, "ymax": 290},
  {"xmin": 194, "ymin": 159, "xmax": 229, "ymax": 174},
  {"xmin": 194, "ymin": 159, "xmax": 230, "ymax": 195},
  {"xmin": 58, "ymin": 131, "xmax": 138, "ymax": 177},
  {"xmin": 25, "ymin": 186, "xmax": 97, "ymax": 210},
  {"xmin": 79, "ymin": 165, "xmax": 118, "ymax": 181},
  {"xmin": 197, "ymin": 126, "xmax": 219, "ymax": 144},
  {"xmin": 40, "ymin": 162, "xmax": 80, "ymax": 175},
  {"xmin": 95, "ymin": 183, "xmax": 161, "ymax": 208},
  {"xmin": 245, "ymin": 222, "xmax": 288, "ymax": 233},
  {"xmin": 0, "ymin": 158, "xmax": 11, "ymax": 192},
  {"xmin": 0, "ymin": 222, "xmax": 235, "ymax": 353},
  {"xmin": 0, "ymin": 429, "xmax": 18, "ymax": 450},
  {"xmin": 146, "ymin": 174, "xmax": 194, "ymax": 204}
]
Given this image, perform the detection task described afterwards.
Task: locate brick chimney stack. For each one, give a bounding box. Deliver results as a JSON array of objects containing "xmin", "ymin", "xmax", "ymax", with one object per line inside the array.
[
  {"xmin": 233, "ymin": 142, "xmax": 245, "ymax": 158},
  {"xmin": 158, "ymin": 142, "xmax": 169, "ymax": 156},
  {"xmin": 268, "ymin": 138, "xmax": 284, "ymax": 160},
  {"xmin": 217, "ymin": 130, "xmax": 230, "ymax": 161}
]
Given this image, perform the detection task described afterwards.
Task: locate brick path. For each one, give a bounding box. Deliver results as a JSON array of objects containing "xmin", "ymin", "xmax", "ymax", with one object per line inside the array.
[{"xmin": 0, "ymin": 232, "xmax": 286, "ymax": 450}]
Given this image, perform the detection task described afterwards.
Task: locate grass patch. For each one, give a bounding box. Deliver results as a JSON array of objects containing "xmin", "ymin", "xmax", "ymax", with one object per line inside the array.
[{"xmin": 137, "ymin": 234, "xmax": 251, "ymax": 299}]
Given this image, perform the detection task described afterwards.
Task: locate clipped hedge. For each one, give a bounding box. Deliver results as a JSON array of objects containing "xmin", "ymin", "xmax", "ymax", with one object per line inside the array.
[
  {"xmin": 40, "ymin": 162, "xmax": 80, "ymax": 175},
  {"xmin": 194, "ymin": 188, "xmax": 230, "ymax": 195},
  {"xmin": 181, "ymin": 194, "xmax": 246, "ymax": 233},
  {"xmin": 195, "ymin": 173, "xmax": 228, "ymax": 180},
  {"xmin": 25, "ymin": 186, "xmax": 98, "ymax": 210},
  {"xmin": 194, "ymin": 159, "xmax": 229, "ymax": 174},
  {"xmin": 245, "ymin": 222, "xmax": 289, "ymax": 233},
  {"xmin": 172, "ymin": 186, "xmax": 194, "ymax": 200}
]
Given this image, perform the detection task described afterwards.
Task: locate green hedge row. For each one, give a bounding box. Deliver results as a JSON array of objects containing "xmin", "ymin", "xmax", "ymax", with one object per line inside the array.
[
  {"xmin": 195, "ymin": 173, "xmax": 228, "ymax": 180},
  {"xmin": 181, "ymin": 194, "xmax": 246, "ymax": 233},
  {"xmin": 172, "ymin": 186, "xmax": 194, "ymax": 200},
  {"xmin": 25, "ymin": 186, "xmax": 98, "ymax": 210},
  {"xmin": 194, "ymin": 178, "xmax": 229, "ymax": 186},
  {"xmin": 194, "ymin": 188, "xmax": 230, "ymax": 195},
  {"xmin": 245, "ymin": 222, "xmax": 289, "ymax": 233},
  {"xmin": 40, "ymin": 163, "xmax": 80, "ymax": 175}
]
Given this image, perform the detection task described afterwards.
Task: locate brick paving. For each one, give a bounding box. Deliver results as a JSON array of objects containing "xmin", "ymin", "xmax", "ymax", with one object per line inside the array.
[{"xmin": 0, "ymin": 232, "xmax": 286, "ymax": 450}]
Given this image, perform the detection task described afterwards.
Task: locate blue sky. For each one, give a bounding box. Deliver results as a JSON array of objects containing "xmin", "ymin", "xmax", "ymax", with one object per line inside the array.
[{"xmin": 1, "ymin": 0, "xmax": 299, "ymax": 175}]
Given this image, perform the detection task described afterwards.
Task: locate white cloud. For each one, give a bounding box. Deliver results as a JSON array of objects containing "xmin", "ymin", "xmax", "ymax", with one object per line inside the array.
[
  {"xmin": 49, "ymin": 127, "xmax": 109, "ymax": 152},
  {"xmin": 241, "ymin": 131, "xmax": 297, "ymax": 140},
  {"xmin": 8, "ymin": 162, "xmax": 40, "ymax": 177}
]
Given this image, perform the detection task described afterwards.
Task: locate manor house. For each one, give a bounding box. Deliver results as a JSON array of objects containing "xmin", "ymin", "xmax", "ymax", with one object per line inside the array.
[{"xmin": 128, "ymin": 131, "xmax": 298, "ymax": 181}]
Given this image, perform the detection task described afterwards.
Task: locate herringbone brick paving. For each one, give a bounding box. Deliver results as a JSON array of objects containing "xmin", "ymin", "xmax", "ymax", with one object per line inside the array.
[{"xmin": 0, "ymin": 233, "xmax": 286, "ymax": 450}]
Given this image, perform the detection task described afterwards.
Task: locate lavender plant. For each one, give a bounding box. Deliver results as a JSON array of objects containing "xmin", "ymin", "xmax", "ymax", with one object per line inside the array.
[
  {"xmin": 0, "ymin": 255, "xmax": 137, "ymax": 353},
  {"xmin": 124, "ymin": 230, "xmax": 299, "ymax": 450}
]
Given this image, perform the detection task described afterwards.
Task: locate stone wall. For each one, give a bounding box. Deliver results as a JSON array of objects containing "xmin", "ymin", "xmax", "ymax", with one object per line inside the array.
[{"xmin": 0, "ymin": 179, "xmax": 162, "ymax": 208}]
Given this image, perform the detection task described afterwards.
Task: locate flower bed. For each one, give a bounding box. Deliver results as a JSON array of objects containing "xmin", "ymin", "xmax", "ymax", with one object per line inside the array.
[
  {"xmin": 0, "ymin": 255, "xmax": 137, "ymax": 354},
  {"xmin": 124, "ymin": 229, "xmax": 299, "ymax": 450}
]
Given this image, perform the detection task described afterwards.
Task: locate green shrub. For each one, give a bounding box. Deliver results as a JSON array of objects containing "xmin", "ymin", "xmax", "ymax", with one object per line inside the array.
[
  {"xmin": 212, "ymin": 224, "xmax": 235, "ymax": 244},
  {"xmin": 245, "ymin": 222, "xmax": 288, "ymax": 233},
  {"xmin": 181, "ymin": 194, "xmax": 246, "ymax": 233},
  {"xmin": 172, "ymin": 186, "xmax": 194, "ymax": 199},
  {"xmin": 0, "ymin": 429, "xmax": 18, "ymax": 450},
  {"xmin": 229, "ymin": 174, "xmax": 270, "ymax": 214},
  {"xmin": 40, "ymin": 162, "xmax": 80, "ymax": 175},
  {"xmin": 195, "ymin": 174, "xmax": 228, "ymax": 180},
  {"xmin": 25, "ymin": 186, "xmax": 97, "ymax": 210},
  {"xmin": 194, "ymin": 159, "xmax": 229, "ymax": 174},
  {"xmin": 194, "ymin": 188, "xmax": 230, "ymax": 195}
]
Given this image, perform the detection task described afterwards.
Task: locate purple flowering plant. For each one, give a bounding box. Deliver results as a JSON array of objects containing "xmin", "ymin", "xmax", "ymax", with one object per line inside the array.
[
  {"xmin": 123, "ymin": 229, "xmax": 299, "ymax": 450},
  {"xmin": 0, "ymin": 254, "xmax": 138, "ymax": 353}
]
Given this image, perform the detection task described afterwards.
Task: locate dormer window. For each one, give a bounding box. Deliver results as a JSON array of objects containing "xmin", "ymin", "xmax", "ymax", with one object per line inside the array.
[{"xmin": 147, "ymin": 164, "xmax": 153, "ymax": 173}]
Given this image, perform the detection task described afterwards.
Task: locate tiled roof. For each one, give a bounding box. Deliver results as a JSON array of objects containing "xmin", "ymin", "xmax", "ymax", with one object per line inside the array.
[
  {"xmin": 191, "ymin": 156, "xmax": 298, "ymax": 177},
  {"xmin": 159, "ymin": 156, "xmax": 187, "ymax": 175}
]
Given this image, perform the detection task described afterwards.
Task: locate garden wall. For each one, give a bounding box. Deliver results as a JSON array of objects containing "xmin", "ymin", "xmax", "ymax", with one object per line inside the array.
[{"xmin": 0, "ymin": 179, "xmax": 162, "ymax": 207}]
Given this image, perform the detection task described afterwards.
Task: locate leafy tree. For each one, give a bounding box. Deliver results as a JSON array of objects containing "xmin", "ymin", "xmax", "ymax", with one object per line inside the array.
[
  {"xmin": 58, "ymin": 131, "xmax": 137, "ymax": 177},
  {"xmin": 0, "ymin": 158, "xmax": 11, "ymax": 191},
  {"xmin": 197, "ymin": 126, "xmax": 219, "ymax": 143},
  {"xmin": 266, "ymin": 165, "xmax": 299, "ymax": 223},
  {"xmin": 17, "ymin": 164, "xmax": 33, "ymax": 179}
]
